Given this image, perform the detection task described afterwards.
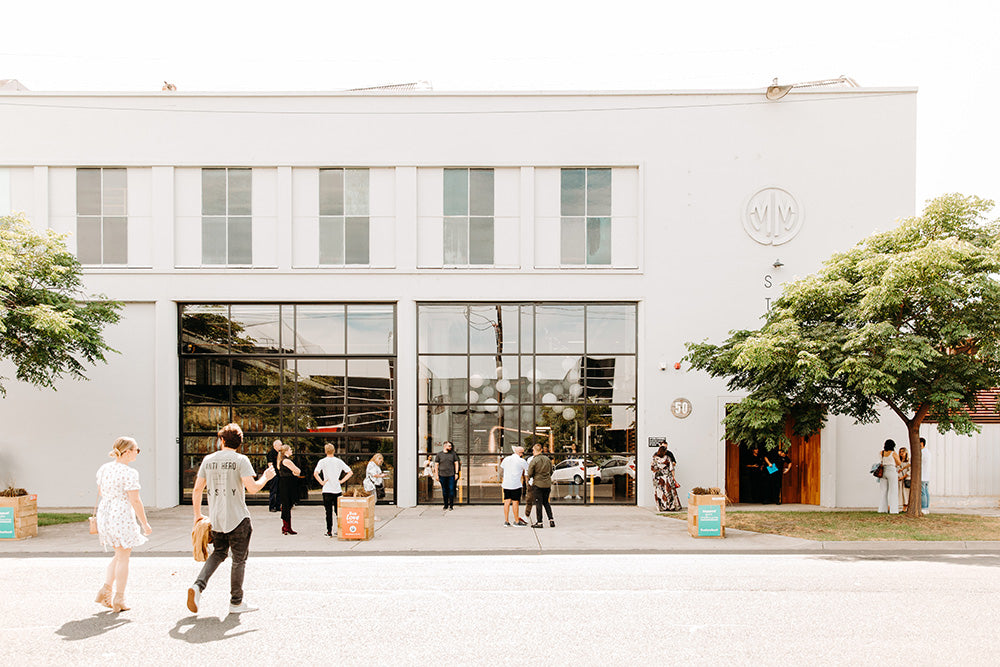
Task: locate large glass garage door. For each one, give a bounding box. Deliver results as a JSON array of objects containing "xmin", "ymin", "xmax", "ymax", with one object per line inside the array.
[
  {"xmin": 417, "ymin": 302, "xmax": 637, "ymax": 505},
  {"xmin": 179, "ymin": 303, "xmax": 396, "ymax": 504}
]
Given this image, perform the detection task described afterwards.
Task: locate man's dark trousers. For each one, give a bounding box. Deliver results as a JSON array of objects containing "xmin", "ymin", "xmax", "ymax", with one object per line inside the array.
[
  {"xmin": 194, "ymin": 517, "xmax": 252, "ymax": 605},
  {"xmin": 440, "ymin": 475, "xmax": 457, "ymax": 509}
]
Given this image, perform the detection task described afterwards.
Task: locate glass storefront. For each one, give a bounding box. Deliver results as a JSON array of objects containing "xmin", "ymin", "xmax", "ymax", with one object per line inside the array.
[
  {"xmin": 417, "ymin": 302, "xmax": 637, "ymax": 505},
  {"xmin": 179, "ymin": 303, "xmax": 396, "ymax": 504}
]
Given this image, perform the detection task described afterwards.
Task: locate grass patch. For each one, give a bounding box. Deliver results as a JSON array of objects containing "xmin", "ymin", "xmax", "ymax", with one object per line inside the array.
[
  {"xmin": 660, "ymin": 511, "xmax": 1000, "ymax": 541},
  {"xmin": 38, "ymin": 512, "xmax": 90, "ymax": 527}
]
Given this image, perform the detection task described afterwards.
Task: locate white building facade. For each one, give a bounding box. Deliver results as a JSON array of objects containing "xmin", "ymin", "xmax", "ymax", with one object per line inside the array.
[{"xmin": 5, "ymin": 86, "xmax": 988, "ymax": 511}]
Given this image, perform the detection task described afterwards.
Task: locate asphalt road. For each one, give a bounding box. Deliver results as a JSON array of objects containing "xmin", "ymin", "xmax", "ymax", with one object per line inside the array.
[{"xmin": 2, "ymin": 553, "xmax": 998, "ymax": 665}]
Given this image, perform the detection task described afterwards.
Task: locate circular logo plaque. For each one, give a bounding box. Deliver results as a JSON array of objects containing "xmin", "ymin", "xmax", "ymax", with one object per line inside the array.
[
  {"xmin": 742, "ymin": 187, "xmax": 803, "ymax": 246},
  {"xmin": 670, "ymin": 398, "xmax": 692, "ymax": 419}
]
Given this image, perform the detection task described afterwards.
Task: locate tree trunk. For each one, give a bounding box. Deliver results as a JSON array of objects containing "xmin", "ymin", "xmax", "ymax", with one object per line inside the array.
[{"xmin": 906, "ymin": 423, "xmax": 923, "ymax": 517}]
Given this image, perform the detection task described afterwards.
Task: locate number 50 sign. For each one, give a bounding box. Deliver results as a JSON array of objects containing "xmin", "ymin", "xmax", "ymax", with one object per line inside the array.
[{"xmin": 670, "ymin": 397, "xmax": 692, "ymax": 419}]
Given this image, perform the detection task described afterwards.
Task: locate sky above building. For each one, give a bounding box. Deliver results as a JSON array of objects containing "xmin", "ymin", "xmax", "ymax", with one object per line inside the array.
[{"xmin": 3, "ymin": 0, "xmax": 998, "ymax": 212}]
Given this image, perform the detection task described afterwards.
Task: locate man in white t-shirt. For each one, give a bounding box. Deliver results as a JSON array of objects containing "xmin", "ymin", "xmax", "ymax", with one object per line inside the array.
[
  {"xmin": 313, "ymin": 444, "xmax": 354, "ymax": 537},
  {"xmin": 500, "ymin": 446, "xmax": 529, "ymax": 526},
  {"xmin": 188, "ymin": 423, "xmax": 275, "ymax": 615}
]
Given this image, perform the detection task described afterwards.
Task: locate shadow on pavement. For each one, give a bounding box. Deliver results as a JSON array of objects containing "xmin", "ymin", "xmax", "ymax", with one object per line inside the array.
[
  {"xmin": 169, "ymin": 614, "xmax": 258, "ymax": 643},
  {"xmin": 56, "ymin": 611, "xmax": 131, "ymax": 640}
]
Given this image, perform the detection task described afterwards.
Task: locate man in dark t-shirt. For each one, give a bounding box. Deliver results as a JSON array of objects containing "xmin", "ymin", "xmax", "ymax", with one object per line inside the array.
[{"xmin": 434, "ymin": 441, "xmax": 461, "ymax": 511}]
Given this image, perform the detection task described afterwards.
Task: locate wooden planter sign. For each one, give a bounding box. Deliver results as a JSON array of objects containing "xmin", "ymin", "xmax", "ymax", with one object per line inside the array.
[
  {"xmin": 687, "ymin": 492, "xmax": 726, "ymax": 538},
  {"xmin": 338, "ymin": 495, "xmax": 375, "ymax": 540},
  {"xmin": 0, "ymin": 494, "xmax": 38, "ymax": 540}
]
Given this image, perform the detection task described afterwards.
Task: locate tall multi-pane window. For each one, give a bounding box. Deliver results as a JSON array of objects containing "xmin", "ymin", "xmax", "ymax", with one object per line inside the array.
[
  {"xmin": 443, "ymin": 168, "xmax": 494, "ymax": 265},
  {"xmin": 417, "ymin": 302, "xmax": 637, "ymax": 506},
  {"xmin": 202, "ymin": 168, "xmax": 251, "ymax": 265},
  {"xmin": 560, "ymin": 168, "xmax": 611, "ymax": 265},
  {"xmin": 179, "ymin": 302, "xmax": 397, "ymax": 504},
  {"xmin": 319, "ymin": 168, "xmax": 370, "ymax": 265},
  {"xmin": 76, "ymin": 168, "xmax": 127, "ymax": 265}
]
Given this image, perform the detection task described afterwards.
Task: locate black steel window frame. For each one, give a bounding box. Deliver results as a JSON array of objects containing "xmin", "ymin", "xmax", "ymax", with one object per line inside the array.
[
  {"xmin": 178, "ymin": 301, "xmax": 398, "ymax": 505},
  {"xmin": 416, "ymin": 301, "xmax": 638, "ymax": 506}
]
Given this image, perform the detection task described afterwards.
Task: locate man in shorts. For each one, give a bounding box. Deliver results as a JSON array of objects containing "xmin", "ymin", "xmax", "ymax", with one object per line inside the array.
[
  {"xmin": 500, "ymin": 446, "xmax": 529, "ymax": 526},
  {"xmin": 187, "ymin": 423, "xmax": 275, "ymax": 615}
]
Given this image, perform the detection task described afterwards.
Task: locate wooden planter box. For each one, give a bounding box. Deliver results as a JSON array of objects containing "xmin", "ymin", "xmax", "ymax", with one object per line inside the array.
[
  {"xmin": 0, "ymin": 494, "xmax": 38, "ymax": 540},
  {"xmin": 687, "ymin": 492, "xmax": 726, "ymax": 538}
]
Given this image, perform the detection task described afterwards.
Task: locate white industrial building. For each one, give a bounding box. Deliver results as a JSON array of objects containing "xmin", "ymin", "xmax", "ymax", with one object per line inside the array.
[{"xmin": 1, "ymin": 83, "xmax": 996, "ymax": 510}]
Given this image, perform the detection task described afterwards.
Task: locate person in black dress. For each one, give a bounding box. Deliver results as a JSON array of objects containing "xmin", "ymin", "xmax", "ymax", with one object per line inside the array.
[
  {"xmin": 740, "ymin": 446, "xmax": 763, "ymax": 503},
  {"xmin": 266, "ymin": 439, "xmax": 282, "ymax": 512},
  {"xmin": 277, "ymin": 444, "xmax": 302, "ymax": 535}
]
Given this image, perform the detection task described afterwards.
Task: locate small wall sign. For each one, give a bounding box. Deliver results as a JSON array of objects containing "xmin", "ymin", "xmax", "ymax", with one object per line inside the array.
[
  {"xmin": 671, "ymin": 397, "xmax": 692, "ymax": 419},
  {"xmin": 648, "ymin": 437, "xmax": 667, "ymax": 449}
]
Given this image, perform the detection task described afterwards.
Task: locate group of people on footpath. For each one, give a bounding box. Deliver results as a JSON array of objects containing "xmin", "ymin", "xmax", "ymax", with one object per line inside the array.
[
  {"xmin": 875, "ymin": 437, "xmax": 932, "ymax": 515},
  {"xmin": 264, "ymin": 439, "xmax": 385, "ymax": 536}
]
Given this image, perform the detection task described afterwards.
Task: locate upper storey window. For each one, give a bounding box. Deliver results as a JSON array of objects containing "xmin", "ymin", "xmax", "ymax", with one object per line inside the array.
[
  {"xmin": 319, "ymin": 168, "xmax": 370, "ymax": 265},
  {"xmin": 202, "ymin": 168, "xmax": 251, "ymax": 265},
  {"xmin": 444, "ymin": 168, "xmax": 494, "ymax": 266},
  {"xmin": 77, "ymin": 168, "xmax": 127, "ymax": 265},
  {"xmin": 560, "ymin": 168, "xmax": 611, "ymax": 265}
]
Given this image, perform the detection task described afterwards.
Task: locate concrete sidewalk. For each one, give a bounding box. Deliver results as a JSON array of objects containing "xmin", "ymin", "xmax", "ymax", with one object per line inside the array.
[{"xmin": 3, "ymin": 504, "xmax": 999, "ymax": 557}]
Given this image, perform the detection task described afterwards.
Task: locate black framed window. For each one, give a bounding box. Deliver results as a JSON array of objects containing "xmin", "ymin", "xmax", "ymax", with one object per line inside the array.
[
  {"xmin": 417, "ymin": 302, "xmax": 637, "ymax": 506},
  {"xmin": 180, "ymin": 303, "xmax": 396, "ymax": 504}
]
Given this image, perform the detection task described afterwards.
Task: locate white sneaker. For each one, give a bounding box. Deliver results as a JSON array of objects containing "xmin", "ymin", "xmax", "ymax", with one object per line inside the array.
[
  {"xmin": 186, "ymin": 586, "xmax": 201, "ymax": 613},
  {"xmin": 229, "ymin": 602, "xmax": 258, "ymax": 614},
  {"xmin": 922, "ymin": 509, "xmax": 930, "ymax": 515}
]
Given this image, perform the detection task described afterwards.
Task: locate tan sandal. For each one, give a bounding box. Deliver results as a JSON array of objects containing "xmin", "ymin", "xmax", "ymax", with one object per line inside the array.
[
  {"xmin": 95, "ymin": 584, "xmax": 113, "ymax": 608},
  {"xmin": 112, "ymin": 593, "xmax": 130, "ymax": 613}
]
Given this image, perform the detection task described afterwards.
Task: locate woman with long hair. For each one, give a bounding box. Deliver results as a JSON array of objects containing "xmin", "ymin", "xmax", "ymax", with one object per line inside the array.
[
  {"xmin": 651, "ymin": 444, "xmax": 682, "ymax": 511},
  {"xmin": 277, "ymin": 444, "xmax": 302, "ymax": 535},
  {"xmin": 95, "ymin": 437, "xmax": 152, "ymax": 612},
  {"xmin": 897, "ymin": 446, "xmax": 912, "ymax": 512},
  {"xmin": 877, "ymin": 439, "xmax": 902, "ymax": 514},
  {"xmin": 365, "ymin": 453, "xmax": 388, "ymax": 520}
]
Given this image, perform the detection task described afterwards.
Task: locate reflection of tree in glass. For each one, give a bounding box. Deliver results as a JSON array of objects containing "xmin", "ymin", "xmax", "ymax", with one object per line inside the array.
[
  {"xmin": 182, "ymin": 311, "xmax": 259, "ymax": 353},
  {"xmin": 525, "ymin": 404, "xmax": 632, "ymax": 461}
]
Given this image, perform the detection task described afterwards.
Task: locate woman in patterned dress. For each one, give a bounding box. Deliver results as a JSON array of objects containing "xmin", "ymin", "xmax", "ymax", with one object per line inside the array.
[
  {"xmin": 651, "ymin": 444, "xmax": 683, "ymax": 511},
  {"xmin": 95, "ymin": 437, "xmax": 152, "ymax": 612}
]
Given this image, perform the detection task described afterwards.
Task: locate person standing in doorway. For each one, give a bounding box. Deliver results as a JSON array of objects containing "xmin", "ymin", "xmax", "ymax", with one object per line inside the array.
[
  {"xmin": 266, "ymin": 439, "xmax": 282, "ymax": 512},
  {"xmin": 876, "ymin": 439, "xmax": 902, "ymax": 514},
  {"xmin": 920, "ymin": 437, "xmax": 932, "ymax": 515},
  {"xmin": 651, "ymin": 445, "xmax": 682, "ymax": 511},
  {"xmin": 526, "ymin": 444, "xmax": 555, "ymax": 528},
  {"xmin": 434, "ymin": 441, "xmax": 461, "ymax": 511},
  {"xmin": 188, "ymin": 423, "xmax": 275, "ymax": 615},
  {"xmin": 313, "ymin": 444, "xmax": 353, "ymax": 537},
  {"xmin": 500, "ymin": 446, "xmax": 529, "ymax": 526}
]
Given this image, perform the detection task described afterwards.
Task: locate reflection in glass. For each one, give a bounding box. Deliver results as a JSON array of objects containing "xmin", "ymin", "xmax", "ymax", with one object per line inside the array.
[
  {"xmin": 231, "ymin": 358, "xmax": 283, "ymax": 404},
  {"xmin": 469, "ymin": 169, "xmax": 494, "ymax": 216},
  {"xmin": 293, "ymin": 358, "xmax": 345, "ymax": 406},
  {"xmin": 418, "ymin": 305, "xmax": 468, "ymax": 354},
  {"xmin": 346, "ymin": 305, "xmax": 394, "ymax": 354},
  {"xmin": 586, "ymin": 305, "xmax": 636, "ymax": 354},
  {"xmin": 319, "ymin": 168, "xmax": 345, "ymax": 216},
  {"xmin": 586, "ymin": 217, "xmax": 611, "ymax": 265},
  {"xmin": 295, "ymin": 305, "xmax": 345, "ymax": 355},
  {"xmin": 183, "ymin": 357, "xmax": 230, "ymax": 403},
  {"xmin": 231, "ymin": 404, "xmax": 281, "ymax": 433},
  {"xmin": 443, "ymin": 168, "xmax": 469, "ymax": 216},
  {"xmin": 469, "ymin": 306, "xmax": 504, "ymax": 354},
  {"xmin": 469, "ymin": 217, "xmax": 493, "ymax": 265},
  {"xmin": 419, "ymin": 356, "xmax": 467, "ymax": 404},
  {"xmin": 582, "ymin": 356, "xmax": 636, "ymax": 404},
  {"xmin": 443, "ymin": 217, "xmax": 468, "ymax": 265},
  {"xmin": 560, "ymin": 217, "xmax": 585, "ymax": 265},
  {"xmin": 227, "ymin": 216, "xmax": 252, "ymax": 264},
  {"xmin": 560, "ymin": 168, "xmax": 585, "ymax": 216},
  {"xmin": 586, "ymin": 168, "xmax": 612, "ymax": 216},
  {"xmin": 230, "ymin": 305, "xmax": 282, "ymax": 353},
  {"xmin": 182, "ymin": 304, "xmax": 230, "ymax": 354},
  {"xmin": 535, "ymin": 305, "xmax": 584, "ymax": 354}
]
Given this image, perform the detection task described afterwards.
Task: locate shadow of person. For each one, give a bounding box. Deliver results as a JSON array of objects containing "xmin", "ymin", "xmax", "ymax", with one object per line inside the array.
[
  {"xmin": 169, "ymin": 614, "xmax": 258, "ymax": 644},
  {"xmin": 56, "ymin": 611, "xmax": 131, "ymax": 641}
]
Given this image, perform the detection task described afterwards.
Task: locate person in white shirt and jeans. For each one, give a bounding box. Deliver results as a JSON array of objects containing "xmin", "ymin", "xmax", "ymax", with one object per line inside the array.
[{"xmin": 313, "ymin": 444, "xmax": 353, "ymax": 537}]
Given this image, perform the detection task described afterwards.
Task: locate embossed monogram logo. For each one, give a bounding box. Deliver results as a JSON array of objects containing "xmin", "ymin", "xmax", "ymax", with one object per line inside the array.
[{"xmin": 742, "ymin": 187, "xmax": 803, "ymax": 246}]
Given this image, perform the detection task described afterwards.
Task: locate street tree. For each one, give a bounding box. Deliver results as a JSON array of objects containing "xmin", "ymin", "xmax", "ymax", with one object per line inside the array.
[
  {"xmin": 685, "ymin": 194, "xmax": 1000, "ymax": 516},
  {"xmin": 0, "ymin": 214, "xmax": 122, "ymax": 395}
]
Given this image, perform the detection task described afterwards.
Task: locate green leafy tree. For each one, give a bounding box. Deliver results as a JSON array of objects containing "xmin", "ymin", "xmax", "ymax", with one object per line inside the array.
[
  {"xmin": 686, "ymin": 195, "xmax": 1000, "ymax": 516},
  {"xmin": 0, "ymin": 214, "xmax": 122, "ymax": 395}
]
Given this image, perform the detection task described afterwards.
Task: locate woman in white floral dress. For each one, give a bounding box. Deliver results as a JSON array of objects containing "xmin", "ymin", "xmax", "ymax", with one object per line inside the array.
[{"xmin": 95, "ymin": 437, "xmax": 152, "ymax": 612}]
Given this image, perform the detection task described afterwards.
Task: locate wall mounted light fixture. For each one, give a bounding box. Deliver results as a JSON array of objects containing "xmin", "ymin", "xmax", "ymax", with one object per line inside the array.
[{"xmin": 765, "ymin": 75, "xmax": 859, "ymax": 101}]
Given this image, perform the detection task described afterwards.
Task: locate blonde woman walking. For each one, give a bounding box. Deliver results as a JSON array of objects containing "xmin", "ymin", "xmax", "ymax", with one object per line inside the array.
[{"xmin": 95, "ymin": 437, "xmax": 152, "ymax": 612}]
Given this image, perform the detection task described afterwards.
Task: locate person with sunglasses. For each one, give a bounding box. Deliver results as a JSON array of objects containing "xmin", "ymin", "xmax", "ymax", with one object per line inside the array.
[{"xmin": 94, "ymin": 437, "xmax": 152, "ymax": 613}]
